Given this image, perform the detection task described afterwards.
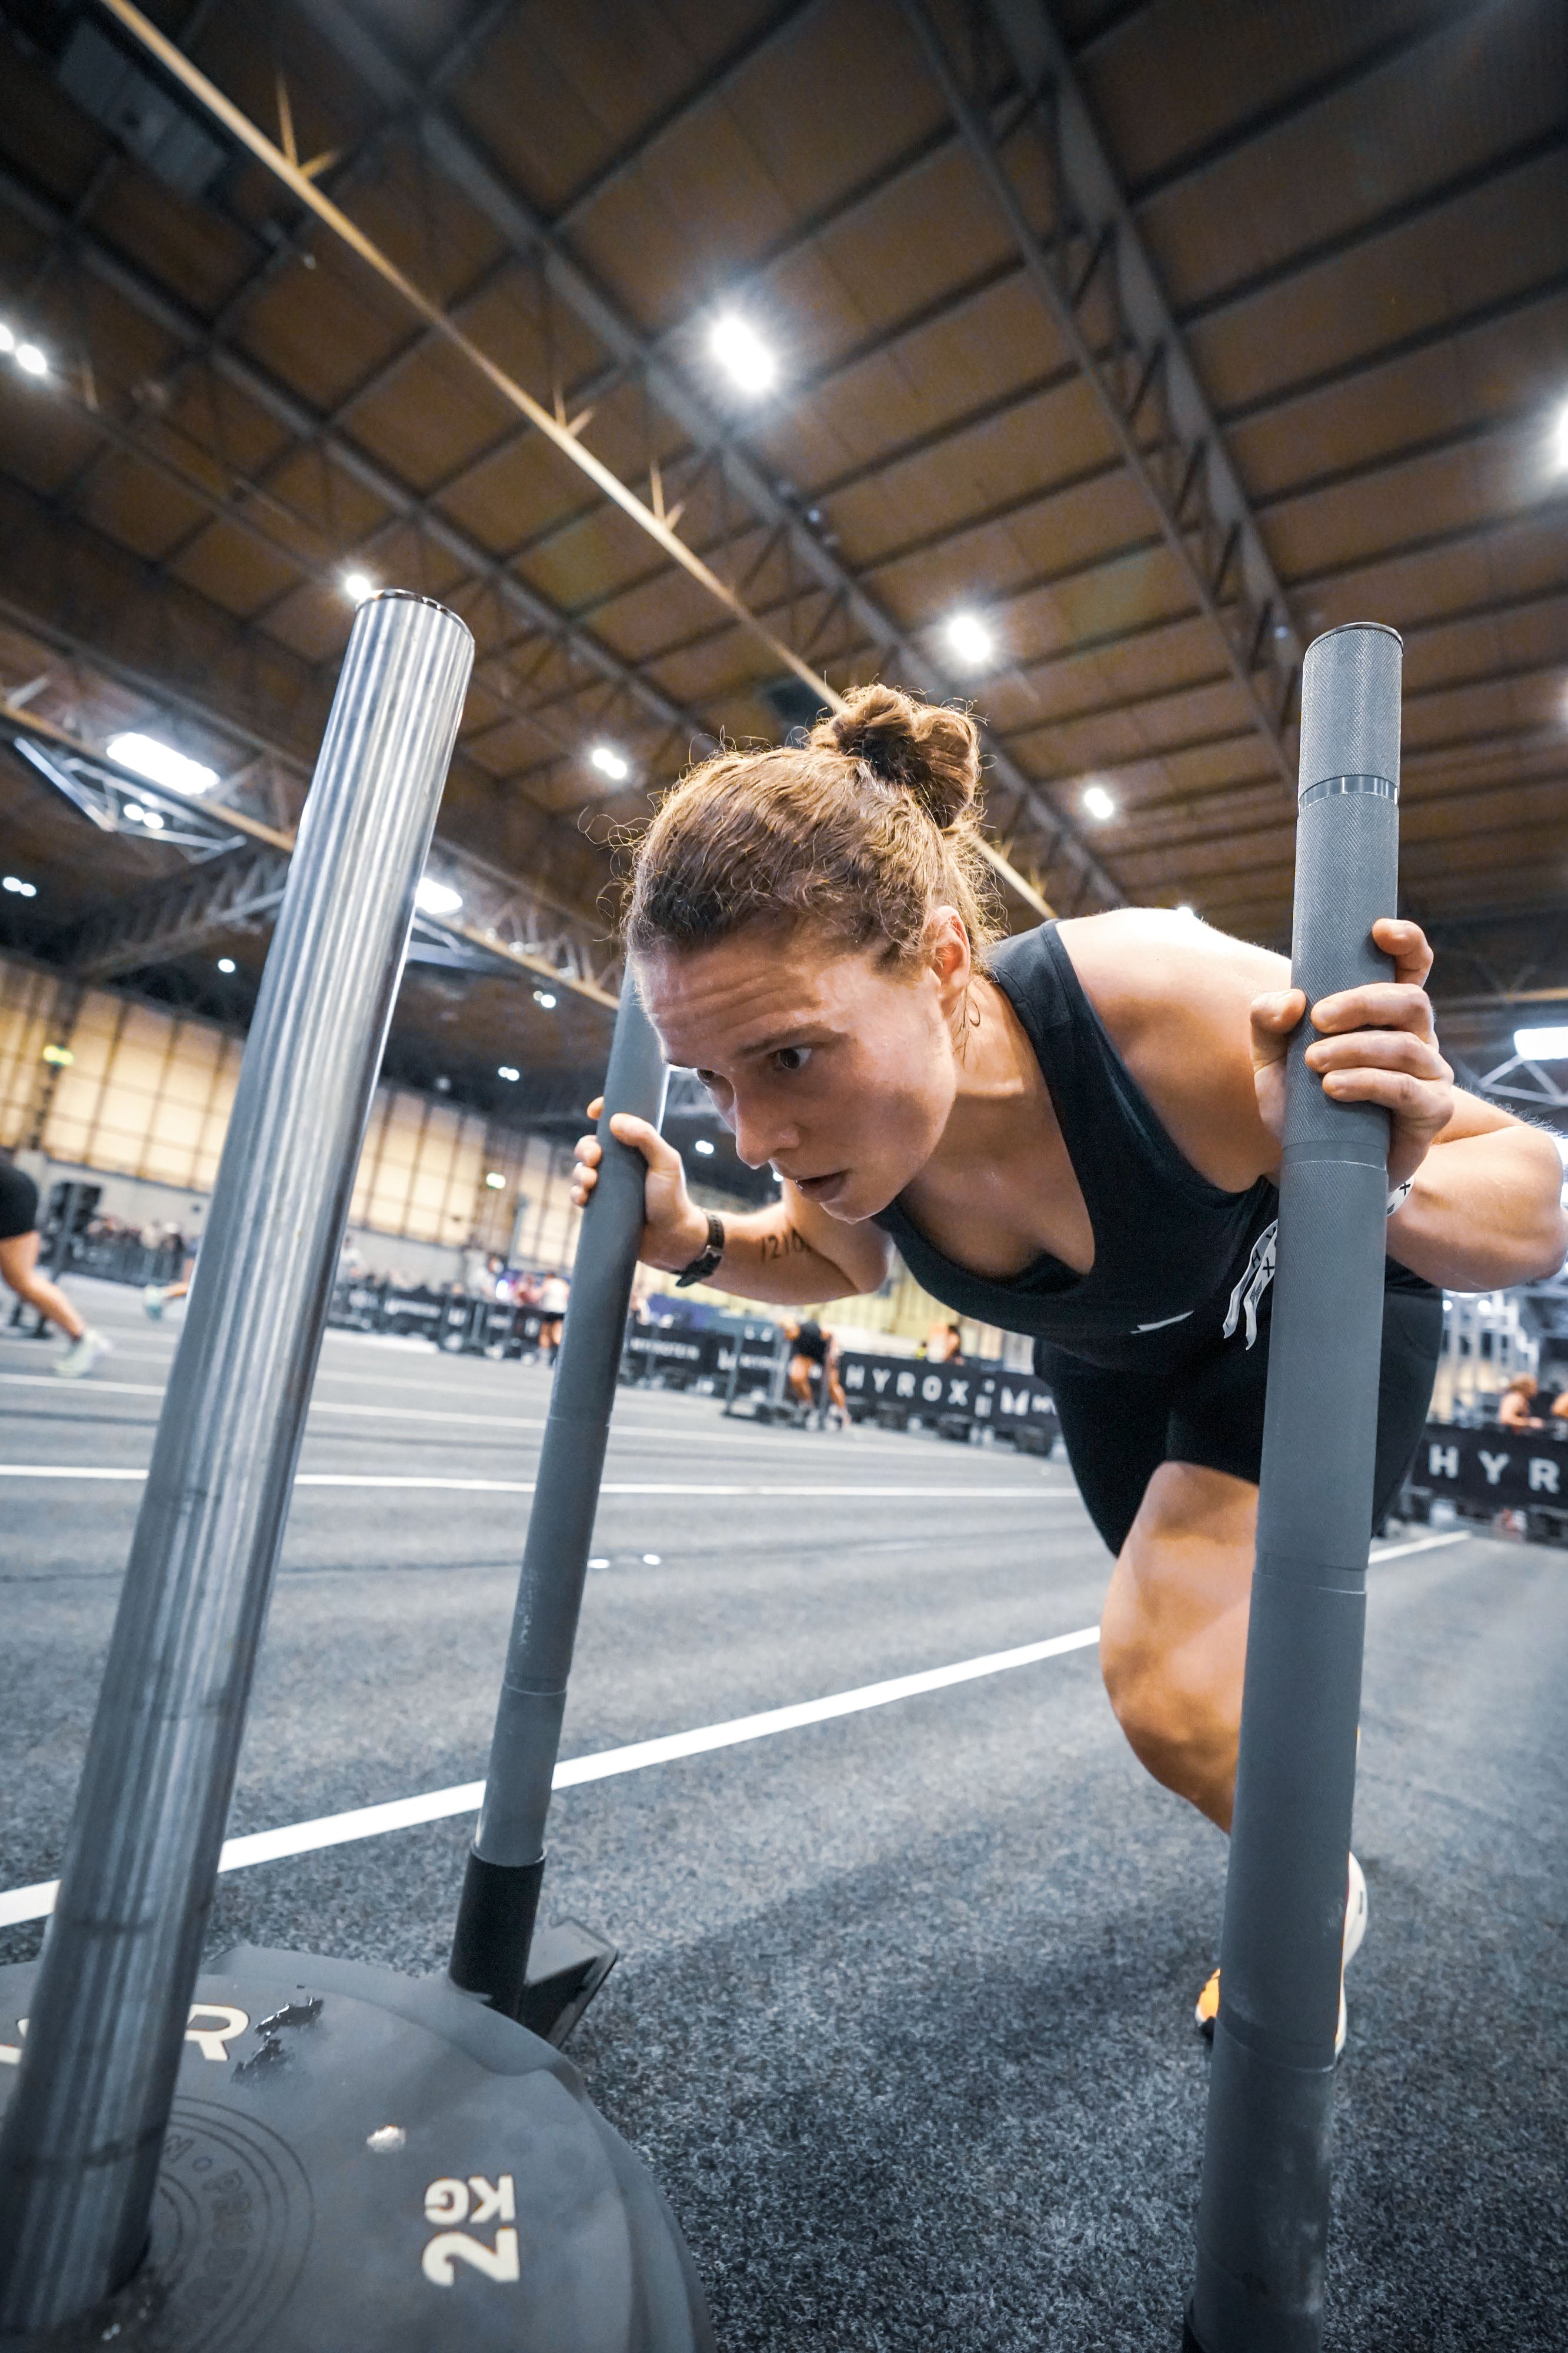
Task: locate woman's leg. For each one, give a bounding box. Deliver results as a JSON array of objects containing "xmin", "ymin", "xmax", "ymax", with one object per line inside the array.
[
  {"xmin": 1097, "ymin": 1462, "xmax": 1256, "ymax": 1832},
  {"xmin": 1093, "ymin": 1289, "xmax": 1442, "ymax": 1834},
  {"xmin": 0, "ymin": 1230, "xmax": 86, "ymax": 1342}
]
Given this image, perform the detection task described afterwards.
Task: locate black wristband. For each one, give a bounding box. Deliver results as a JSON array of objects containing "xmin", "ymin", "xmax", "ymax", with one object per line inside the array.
[{"xmin": 673, "ymin": 1211, "xmax": 726, "ymax": 1289}]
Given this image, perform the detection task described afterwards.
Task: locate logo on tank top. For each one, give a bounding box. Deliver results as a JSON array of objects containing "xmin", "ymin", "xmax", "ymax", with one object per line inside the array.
[{"xmin": 1222, "ymin": 1223, "xmax": 1277, "ymax": 1350}]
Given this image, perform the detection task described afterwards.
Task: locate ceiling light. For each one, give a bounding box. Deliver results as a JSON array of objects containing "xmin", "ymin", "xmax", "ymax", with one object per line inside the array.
[
  {"xmin": 2, "ymin": 874, "xmax": 37, "ymax": 897},
  {"xmin": 15, "ymin": 343, "xmax": 48, "ymax": 378},
  {"xmin": 141, "ymin": 809, "xmax": 165, "ymax": 831},
  {"xmin": 484, "ymin": 1171, "xmax": 506, "ymax": 1189},
  {"xmin": 945, "ymin": 612, "xmax": 994, "ymax": 666},
  {"xmin": 709, "ymin": 313, "xmax": 776, "ymax": 396},
  {"xmin": 415, "ymin": 877, "xmax": 463, "ymax": 916},
  {"xmin": 1082, "ymin": 781, "xmax": 1117, "ymax": 822},
  {"xmin": 1515, "ymin": 1024, "xmax": 1568, "ymax": 1061},
  {"xmin": 590, "ymin": 744, "xmax": 629, "ymax": 782},
  {"xmin": 108, "ymin": 731, "xmax": 219, "ymax": 798},
  {"xmin": 693, "ymin": 1138, "xmax": 715, "ymax": 1156},
  {"xmin": 0, "ymin": 325, "xmax": 13, "ymax": 355},
  {"xmin": 217, "ymin": 957, "xmax": 236, "ymax": 974},
  {"xmin": 532, "ymin": 988, "xmax": 557, "ymax": 1010},
  {"xmin": 498, "ymin": 1064, "xmax": 519, "ymax": 1081},
  {"xmin": 1551, "ymin": 401, "xmax": 1568, "ymax": 475},
  {"xmin": 1175, "ymin": 902, "xmax": 1196, "ymax": 918},
  {"xmin": 341, "ymin": 569, "xmax": 378, "ymax": 604}
]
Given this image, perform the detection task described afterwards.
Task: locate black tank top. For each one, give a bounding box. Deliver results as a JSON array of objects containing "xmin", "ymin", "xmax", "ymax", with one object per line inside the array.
[{"xmin": 872, "ymin": 922, "xmax": 1282, "ymax": 1375}]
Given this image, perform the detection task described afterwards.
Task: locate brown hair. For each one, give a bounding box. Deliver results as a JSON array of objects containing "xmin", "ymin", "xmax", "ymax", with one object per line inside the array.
[{"xmin": 623, "ymin": 683, "xmax": 1003, "ymax": 964}]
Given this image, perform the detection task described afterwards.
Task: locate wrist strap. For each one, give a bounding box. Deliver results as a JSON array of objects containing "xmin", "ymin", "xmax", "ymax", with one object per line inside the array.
[{"xmin": 674, "ymin": 1211, "xmax": 726, "ymax": 1288}]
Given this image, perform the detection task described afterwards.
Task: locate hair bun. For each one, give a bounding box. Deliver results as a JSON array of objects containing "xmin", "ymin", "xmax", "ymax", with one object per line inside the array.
[{"xmin": 811, "ymin": 683, "xmax": 981, "ymax": 831}]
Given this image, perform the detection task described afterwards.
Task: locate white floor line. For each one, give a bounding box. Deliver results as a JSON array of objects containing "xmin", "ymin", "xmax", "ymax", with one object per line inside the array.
[
  {"xmin": 0, "ymin": 1465, "xmax": 1070, "ymax": 1499},
  {"xmin": 1367, "ymin": 1530, "xmax": 1471, "ymax": 1564},
  {"xmin": 0, "ymin": 1369, "xmax": 988, "ymax": 1463},
  {"xmin": 0, "ymin": 1530, "xmax": 1483, "ymax": 1931},
  {"xmin": 0, "ymin": 1625, "xmax": 1102, "ymax": 1929}
]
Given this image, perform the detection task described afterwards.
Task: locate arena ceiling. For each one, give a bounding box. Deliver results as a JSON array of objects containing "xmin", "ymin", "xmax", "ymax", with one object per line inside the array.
[{"xmin": 1, "ymin": 0, "xmax": 1565, "ymax": 1148}]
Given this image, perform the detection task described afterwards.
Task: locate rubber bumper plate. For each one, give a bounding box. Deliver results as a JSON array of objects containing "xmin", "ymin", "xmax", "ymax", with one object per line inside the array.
[{"xmin": 0, "ymin": 1947, "xmax": 712, "ymax": 2352}]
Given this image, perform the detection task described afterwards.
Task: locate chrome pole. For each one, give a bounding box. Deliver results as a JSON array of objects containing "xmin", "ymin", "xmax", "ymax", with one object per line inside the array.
[{"xmin": 0, "ymin": 592, "xmax": 473, "ymax": 2332}]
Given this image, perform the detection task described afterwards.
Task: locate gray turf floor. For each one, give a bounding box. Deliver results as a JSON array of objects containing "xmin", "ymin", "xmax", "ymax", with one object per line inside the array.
[{"xmin": 2, "ymin": 1278, "xmax": 1565, "ymax": 2349}]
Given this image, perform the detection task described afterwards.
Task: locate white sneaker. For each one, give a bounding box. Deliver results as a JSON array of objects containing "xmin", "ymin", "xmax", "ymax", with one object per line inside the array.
[
  {"xmin": 56, "ymin": 1328, "xmax": 112, "ymax": 1380},
  {"xmin": 1335, "ymin": 1849, "xmax": 1369, "ymax": 2057},
  {"xmin": 1197, "ymin": 1850, "xmax": 1368, "ymax": 2057},
  {"xmin": 142, "ymin": 1285, "xmax": 166, "ymax": 1319}
]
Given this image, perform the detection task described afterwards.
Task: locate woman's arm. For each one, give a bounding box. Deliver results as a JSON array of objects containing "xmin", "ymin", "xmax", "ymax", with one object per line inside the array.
[
  {"xmin": 1069, "ymin": 908, "xmax": 1567, "ymax": 1295},
  {"xmin": 1384, "ymin": 1094, "xmax": 1566, "ymax": 1291},
  {"xmin": 1250, "ymin": 915, "xmax": 1567, "ymax": 1292},
  {"xmin": 571, "ymin": 1105, "xmax": 892, "ymax": 1305}
]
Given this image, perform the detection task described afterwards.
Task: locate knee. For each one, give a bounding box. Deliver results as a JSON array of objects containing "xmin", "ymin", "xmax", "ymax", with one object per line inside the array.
[
  {"xmin": 1097, "ymin": 1549, "xmax": 1241, "ymax": 1772},
  {"xmin": 1100, "ymin": 1632, "xmax": 1220, "ymax": 1769}
]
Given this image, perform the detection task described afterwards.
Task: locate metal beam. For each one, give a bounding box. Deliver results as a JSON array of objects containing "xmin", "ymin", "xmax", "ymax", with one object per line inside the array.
[
  {"xmin": 4, "ymin": 692, "xmax": 620, "ymax": 1009},
  {"xmin": 0, "ymin": 163, "xmax": 716, "ymax": 766},
  {"xmin": 284, "ymin": 0, "xmax": 1117, "ymax": 917},
  {"xmin": 62, "ymin": 843, "xmax": 289, "ymax": 980},
  {"xmin": 900, "ymin": 0, "xmax": 1303, "ymax": 794}
]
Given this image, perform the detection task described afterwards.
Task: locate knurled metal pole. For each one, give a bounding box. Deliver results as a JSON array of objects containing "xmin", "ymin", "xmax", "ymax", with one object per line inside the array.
[
  {"xmin": 1186, "ymin": 624, "xmax": 1403, "ymax": 2353},
  {"xmin": 0, "ymin": 591, "xmax": 473, "ymax": 2333},
  {"xmin": 449, "ymin": 968, "xmax": 668, "ymax": 2014}
]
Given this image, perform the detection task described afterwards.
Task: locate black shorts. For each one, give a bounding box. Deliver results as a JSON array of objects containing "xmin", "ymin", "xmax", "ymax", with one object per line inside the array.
[
  {"xmin": 0, "ymin": 1161, "xmax": 39, "ymax": 1245},
  {"xmin": 1042, "ymin": 1268, "xmax": 1443, "ymax": 1556}
]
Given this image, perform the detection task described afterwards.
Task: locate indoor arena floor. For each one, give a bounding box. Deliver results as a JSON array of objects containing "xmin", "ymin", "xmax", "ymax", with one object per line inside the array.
[{"xmin": 3, "ymin": 1278, "xmax": 1565, "ymax": 2351}]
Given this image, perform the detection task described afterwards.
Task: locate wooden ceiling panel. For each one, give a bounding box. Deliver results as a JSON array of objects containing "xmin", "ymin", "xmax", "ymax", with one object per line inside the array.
[
  {"xmin": 768, "ymin": 154, "xmax": 1019, "ymax": 377},
  {"xmin": 1189, "ymin": 148, "xmax": 1568, "ymax": 421},
  {"xmin": 435, "ymin": 433, "xmax": 596, "ymax": 558},
  {"xmin": 451, "ymin": 0, "xmax": 778, "ymax": 221},
  {"xmin": 0, "ymin": 0, "xmax": 1560, "ymax": 1035},
  {"xmin": 1077, "ymin": 0, "xmax": 1434, "ymax": 191},
  {"xmin": 818, "ymin": 376, "xmax": 1117, "ymax": 578},
  {"xmin": 164, "ymin": 517, "xmax": 304, "ymax": 619},
  {"xmin": 0, "ymin": 384, "xmax": 103, "ymax": 503},
  {"xmin": 1299, "ymin": 510, "xmax": 1568, "ymax": 636},
  {"xmin": 0, "ymin": 38, "xmax": 111, "ymax": 205},
  {"xmin": 1406, "ymin": 590, "xmax": 1568, "ymax": 696},
  {"xmin": 345, "ymin": 336, "xmax": 522, "ymax": 495},
  {"xmin": 1227, "ymin": 298, "xmax": 1568, "ymax": 512},
  {"xmin": 235, "ymin": 238, "xmax": 416, "ymax": 414},
  {"xmin": 858, "ymin": 469, "xmax": 1157, "ymax": 628},
  {"xmin": 1006, "ymin": 671, "xmax": 1250, "ymax": 769},
  {"xmin": 518, "ymin": 502, "xmax": 690, "ymax": 625},
  {"xmin": 249, "ymin": 439, "xmax": 392, "ymax": 545},
  {"xmin": 1136, "ymin": 0, "xmax": 1564, "ymax": 314},
  {"xmin": 1260, "ymin": 426, "xmax": 1547, "ymax": 582},
  {"xmin": 72, "ymin": 451, "xmax": 216, "ymax": 566}
]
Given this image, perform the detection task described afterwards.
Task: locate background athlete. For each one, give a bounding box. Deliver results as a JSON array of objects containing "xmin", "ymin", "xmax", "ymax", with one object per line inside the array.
[
  {"xmin": 572, "ymin": 686, "xmax": 1567, "ymax": 2044},
  {"xmin": 0, "ymin": 1149, "xmax": 112, "ymax": 1378}
]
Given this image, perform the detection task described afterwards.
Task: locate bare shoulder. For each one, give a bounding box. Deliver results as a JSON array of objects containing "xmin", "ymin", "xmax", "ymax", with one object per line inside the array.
[
  {"xmin": 1056, "ymin": 909, "xmax": 1287, "ymax": 1036},
  {"xmin": 1054, "ymin": 908, "xmax": 1286, "ymax": 1187}
]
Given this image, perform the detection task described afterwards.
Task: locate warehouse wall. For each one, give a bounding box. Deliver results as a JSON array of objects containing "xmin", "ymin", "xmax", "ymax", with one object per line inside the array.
[{"xmin": 0, "ymin": 952, "xmax": 585, "ymax": 1274}]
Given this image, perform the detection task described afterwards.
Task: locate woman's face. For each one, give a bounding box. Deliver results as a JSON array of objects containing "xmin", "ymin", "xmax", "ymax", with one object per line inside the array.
[{"xmin": 638, "ymin": 916, "xmax": 969, "ymax": 1222}]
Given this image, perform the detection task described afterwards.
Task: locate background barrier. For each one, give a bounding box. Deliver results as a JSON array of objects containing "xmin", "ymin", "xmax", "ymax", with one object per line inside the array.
[{"xmin": 1402, "ymin": 1419, "xmax": 1568, "ymax": 1535}]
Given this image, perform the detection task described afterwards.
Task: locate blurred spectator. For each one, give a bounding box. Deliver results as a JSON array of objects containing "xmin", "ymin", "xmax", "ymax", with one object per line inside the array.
[
  {"xmin": 922, "ymin": 1319, "xmax": 964, "ymax": 1365},
  {"xmin": 1497, "ymin": 1374, "xmax": 1545, "ymax": 1431},
  {"xmin": 539, "ymin": 1269, "xmax": 570, "ymax": 1360}
]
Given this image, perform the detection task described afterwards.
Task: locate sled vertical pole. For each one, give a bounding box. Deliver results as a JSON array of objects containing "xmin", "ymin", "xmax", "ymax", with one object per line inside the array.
[
  {"xmin": 1186, "ymin": 624, "xmax": 1403, "ymax": 2353},
  {"xmin": 449, "ymin": 966, "xmax": 669, "ymax": 2019}
]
